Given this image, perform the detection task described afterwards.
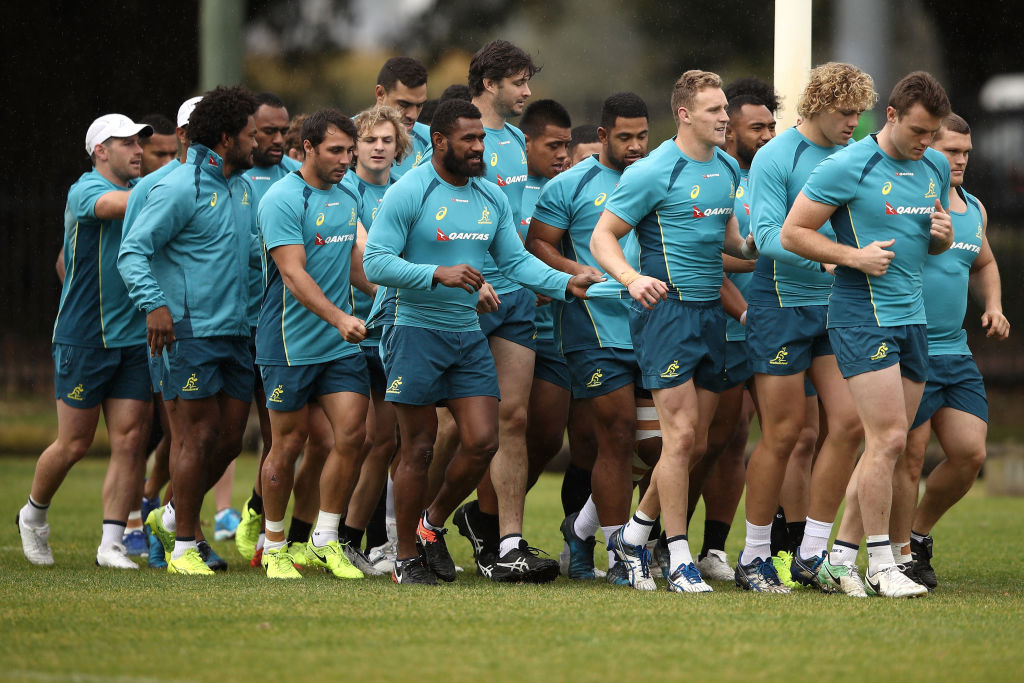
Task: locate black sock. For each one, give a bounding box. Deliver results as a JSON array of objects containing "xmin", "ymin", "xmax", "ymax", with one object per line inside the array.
[
  {"xmin": 559, "ymin": 464, "xmax": 592, "ymax": 516},
  {"xmin": 248, "ymin": 489, "xmax": 263, "ymax": 515},
  {"xmin": 701, "ymin": 519, "xmax": 731, "ymax": 556},
  {"xmin": 787, "ymin": 521, "xmax": 806, "ymax": 555},
  {"xmin": 649, "ymin": 515, "xmax": 662, "ymax": 542},
  {"xmin": 337, "ymin": 516, "xmax": 348, "ymax": 542},
  {"xmin": 287, "ymin": 517, "xmax": 312, "ymax": 544},
  {"xmin": 769, "ymin": 506, "xmax": 789, "ymax": 556},
  {"xmin": 364, "ymin": 487, "xmax": 388, "ymax": 550},
  {"xmin": 471, "ymin": 500, "xmax": 500, "ymax": 552},
  {"xmin": 344, "ymin": 525, "xmax": 364, "ymax": 549}
]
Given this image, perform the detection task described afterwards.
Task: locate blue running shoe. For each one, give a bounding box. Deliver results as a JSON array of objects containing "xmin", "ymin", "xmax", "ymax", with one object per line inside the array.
[
  {"xmin": 147, "ymin": 533, "xmax": 167, "ymax": 569},
  {"xmin": 214, "ymin": 508, "xmax": 241, "ymax": 541},
  {"xmin": 140, "ymin": 496, "xmax": 160, "ymax": 525},
  {"xmin": 197, "ymin": 540, "xmax": 227, "ymax": 571},
  {"xmin": 605, "ymin": 561, "xmax": 631, "ymax": 586},
  {"xmin": 791, "ymin": 549, "xmax": 837, "ymax": 593},
  {"xmin": 122, "ymin": 528, "xmax": 147, "ymax": 556},
  {"xmin": 559, "ymin": 512, "xmax": 596, "ymax": 580},
  {"xmin": 734, "ymin": 553, "xmax": 790, "ymax": 593}
]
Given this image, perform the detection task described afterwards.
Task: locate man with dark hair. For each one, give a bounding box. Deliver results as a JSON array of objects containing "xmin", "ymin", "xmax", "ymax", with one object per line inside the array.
[
  {"xmin": 780, "ymin": 70, "xmax": 953, "ymax": 598},
  {"xmin": 687, "ymin": 77, "xmax": 778, "ymax": 583},
  {"xmin": 526, "ymin": 92, "xmax": 651, "ymax": 582},
  {"xmin": 376, "ymin": 56, "xmax": 432, "ymax": 178},
  {"xmin": 591, "ymin": 71, "xmax": 757, "ymax": 594},
  {"xmin": 738, "ymin": 62, "xmax": 877, "ymax": 595},
  {"xmin": 454, "ymin": 39, "xmax": 555, "ymax": 581},
  {"xmin": 255, "ymin": 108, "xmax": 374, "ymax": 580},
  {"xmin": 18, "ymin": 113, "xmax": 152, "ymax": 571},
  {"xmin": 118, "ymin": 84, "xmax": 260, "ymax": 575},
  {"xmin": 363, "ymin": 98, "xmax": 601, "ymax": 584},
  {"xmin": 567, "ymin": 124, "xmax": 601, "ymax": 167},
  {"xmin": 139, "ymin": 114, "xmax": 178, "ymax": 176}
]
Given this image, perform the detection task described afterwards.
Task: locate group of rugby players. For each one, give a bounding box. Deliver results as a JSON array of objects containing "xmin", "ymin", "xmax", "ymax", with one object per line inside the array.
[{"xmin": 18, "ymin": 39, "xmax": 1009, "ymax": 597}]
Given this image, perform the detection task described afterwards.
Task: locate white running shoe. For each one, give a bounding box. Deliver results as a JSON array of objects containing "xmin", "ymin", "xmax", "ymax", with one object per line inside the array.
[
  {"xmin": 367, "ymin": 540, "xmax": 396, "ymax": 574},
  {"xmin": 343, "ymin": 543, "xmax": 383, "ymax": 576},
  {"xmin": 17, "ymin": 512, "xmax": 53, "ymax": 566},
  {"xmin": 610, "ymin": 529, "xmax": 657, "ymax": 591},
  {"xmin": 666, "ymin": 562, "xmax": 714, "ymax": 593},
  {"xmin": 96, "ymin": 543, "xmax": 139, "ymax": 569},
  {"xmin": 696, "ymin": 549, "xmax": 734, "ymax": 581},
  {"xmin": 830, "ymin": 560, "xmax": 869, "ymax": 598},
  {"xmin": 866, "ymin": 564, "xmax": 928, "ymax": 598}
]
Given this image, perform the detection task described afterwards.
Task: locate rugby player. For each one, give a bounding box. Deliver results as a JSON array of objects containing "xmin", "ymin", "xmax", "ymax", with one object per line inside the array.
[{"xmin": 375, "ymin": 57, "xmax": 431, "ymax": 178}]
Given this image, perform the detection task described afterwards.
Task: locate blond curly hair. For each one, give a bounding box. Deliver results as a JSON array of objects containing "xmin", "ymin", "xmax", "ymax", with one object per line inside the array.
[
  {"xmin": 671, "ymin": 70, "xmax": 723, "ymax": 120},
  {"xmin": 352, "ymin": 105, "xmax": 412, "ymax": 164},
  {"xmin": 797, "ymin": 62, "xmax": 877, "ymax": 118}
]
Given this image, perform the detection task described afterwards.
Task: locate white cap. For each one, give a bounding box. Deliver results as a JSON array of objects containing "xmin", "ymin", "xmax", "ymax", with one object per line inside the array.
[
  {"xmin": 177, "ymin": 96, "xmax": 203, "ymax": 128},
  {"xmin": 84, "ymin": 114, "xmax": 152, "ymax": 154}
]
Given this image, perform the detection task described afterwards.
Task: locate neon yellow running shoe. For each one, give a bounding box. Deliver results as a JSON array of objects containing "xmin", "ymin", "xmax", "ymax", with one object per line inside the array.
[
  {"xmin": 167, "ymin": 547, "xmax": 215, "ymax": 575},
  {"xmin": 235, "ymin": 498, "xmax": 262, "ymax": 561},
  {"xmin": 145, "ymin": 507, "xmax": 174, "ymax": 562},
  {"xmin": 263, "ymin": 544, "xmax": 302, "ymax": 579},
  {"xmin": 772, "ymin": 551, "xmax": 802, "ymax": 590},
  {"xmin": 290, "ymin": 541, "xmax": 307, "ymax": 568},
  {"xmin": 304, "ymin": 540, "xmax": 363, "ymax": 579}
]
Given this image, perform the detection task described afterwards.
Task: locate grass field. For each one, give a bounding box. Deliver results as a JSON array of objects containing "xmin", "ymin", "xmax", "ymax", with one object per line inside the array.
[{"xmin": 1, "ymin": 453, "xmax": 1023, "ymax": 682}]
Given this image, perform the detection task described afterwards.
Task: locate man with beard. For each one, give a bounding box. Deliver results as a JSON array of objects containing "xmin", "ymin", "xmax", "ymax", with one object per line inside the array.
[
  {"xmin": 118, "ymin": 85, "xmax": 260, "ymax": 575},
  {"xmin": 362, "ymin": 99, "xmax": 601, "ymax": 584},
  {"xmin": 525, "ymin": 93, "xmax": 652, "ymax": 582}
]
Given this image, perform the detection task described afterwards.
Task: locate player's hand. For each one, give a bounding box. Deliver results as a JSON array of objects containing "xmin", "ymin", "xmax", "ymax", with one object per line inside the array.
[
  {"xmin": 851, "ymin": 239, "xmax": 895, "ymax": 276},
  {"xmin": 477, "ymin": 283, "xmax": 501, "ymax": 313},
  {"xmin": 336, "ymin": 314, "xmax": 367, "ymax": 344},
  {"xmin": 433, "ymin": 264, "xmax": 484, "ymax": 293},
  {"xmin": 146, "ymin": 306, "xmax": 175, "ymax": 357},
  {"xmin": 567, "ymin": 271, "xmax": 607, "ymax": 300},
  {"xmin": 741, "ymin": 233, "xmax": 759, "ymax": 260},
  {"xmin": 627, "ymin": 275, "xmax": 668, "ymax": 310},
  {"xmin": 981, "ymin": 310, "xmax": 1010, "ymax": 339},
  {"xmin": 535, "ymin": 294, "xmax": 552, "ymax": 307},
  {"xmin": 929, "ymin": 200, "xmax": 953, "ymax": 253},
  {"xmin": 823, "ymin": 263, "xmax": 837, "ymax": 275}
]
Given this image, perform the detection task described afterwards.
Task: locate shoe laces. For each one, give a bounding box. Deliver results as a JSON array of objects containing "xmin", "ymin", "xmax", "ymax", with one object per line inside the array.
[
  {"xmin": 677, "ymin": 562, "xmax": 703, "ymax": 585},
  {"xmin": 636, "ymin": 545, "xmax": 653, "ymax": 579},
  {"xmin": 757, "ymin": 557, "xmax": 783, "ymax": 586}
]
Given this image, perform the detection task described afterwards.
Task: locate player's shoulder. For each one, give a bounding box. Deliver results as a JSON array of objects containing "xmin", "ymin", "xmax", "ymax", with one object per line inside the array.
[
  {"xmin": 960, "ymin": 186, "xmax": 984, "ymax": 213},
  {"xmin": 411, "ymin": 121, "xmax": 432, "ymax": 144},
  {"xmin": 713, "ymin": 147, "xmax": 741, "ymax": 176},
  {"xmin": 280, "ymin": 155, "xmax": 302, "ymax": 172},
  {"xmin": 471, "ymin": 175, "xmax": 510, "ymax": 207},
  {"xmin": 921, "ymin": 146, "xmax": 950, "ymax": 177}
]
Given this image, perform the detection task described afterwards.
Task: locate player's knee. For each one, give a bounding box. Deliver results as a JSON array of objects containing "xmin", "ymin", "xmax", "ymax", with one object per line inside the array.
[
  {"xmin": 498, "ymin": 403, "xmax": 528, "ymax": 436},
  {"xmin": 761, "ymin": 417, "xmax": 803, "ymax": 454},
  {"xmin": 461, "ymin": 431, "xmax": 499, "ymax": 459},
  {"xmin": 875, "ymin": 428, "xmax": 908, "ymax": 459}
]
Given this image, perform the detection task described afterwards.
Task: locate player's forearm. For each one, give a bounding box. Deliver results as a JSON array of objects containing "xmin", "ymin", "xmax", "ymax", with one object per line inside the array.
[
  {"xmin": 117, "ymin": 243, "xmax": 167, "ymax": 314},
  {"xmin": 492, "ymin": 230, "xmax": 572, "ymax": 300},
  {"xmin": 281, "ymin": 268, "xmax": 349, "ymax": 328},
  {"xmin": 590, "ymin": 230, "xmax": 633, "ymax": 285},
  {"xmin": 362, "ymin": 245, "xmax": 436, "ymax": 291},
  {"xmin": 781, "ymin": 224, "xmax": 855, "ymax": 268},
  {"xmin": 526, "ymin": 235, "xmax": 587, "ymax": 276},
  {"xmin": 969, "ymin": 261, "xmax": 1003, "ymax": 314},
  {"xmin": 759, "ymin": 224, "xmax": 827, "ymax": 271},
  {"xmin": 94, "ymin": 190, "xmax": 131, "ymax": 221},
  {"xmin": 720, "ymin": 276, "xmax": 747, "ymax": 322}
]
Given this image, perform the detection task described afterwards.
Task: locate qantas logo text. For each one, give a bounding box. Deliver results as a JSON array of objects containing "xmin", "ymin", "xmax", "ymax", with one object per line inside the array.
[
  {"xmin": 692, "ymin": 206, "xmax": 733, "ymax": 218},
  {"xmin": 496, "ymin": 174, "xmax": 527, "ymax": 187},
  {"xmin": 884, "ymin": 201, "xmax": 935, "ymax": 216},
  {"xmin": 437, "ymin": 230, "xmax": 490, "ymax": 241},
  {"xmin": 314, "ymin": 233, "xmax": 354, "ymax": 245}
]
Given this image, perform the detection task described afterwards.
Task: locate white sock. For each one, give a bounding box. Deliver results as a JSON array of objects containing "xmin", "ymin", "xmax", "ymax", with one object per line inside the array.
[
  {"xmin": 667, "ymin": 534, "xmax": 693, "ymax": 569},
  {"xmin": 264, "ymin": 538, "xmax": 287, "ymax": 552},
  {"xmin": 311, "ymin": 511, "xmax": 340, "ymax": 546},
  {"xmin": 385, "ymin": 475, "xmax": 395, "ymax": 519},
  {"xmin": 21, "ymin": 497, "xmax": 48, "ymax": 526},
  {"xmin": 829, "ymin": 540, "xmax": 859, "ymax": 566},
  {"xmin": 421, "ymin": 510, "xmax": 443, "ymax": 532},
  {"xmin": 891, "ymin": 540, "xmax": 911, "ymax": 565},
  {"xmin": 171, "ymin": 538, "xmax": 197, "ymax": 560},
  {"xmin": 742, "ymin": 520, "xmax": 773, "ymax": 564},
  {"xmin": 127, "ymin": 510, "xmax": 142, "ymax": 522},
  {"xmin": 499, "ymin": 534, "xmax": 523, "ymax": 557},
  {"xmin": 799, "ymin": 517, "xmax": 833, "ymax": 560},
  {"xmin": 866, "ymin": 535, "xmax": 895, "ymax": 575},
  {"xmin": 100, "ymin": 521, "xmax": 126, "ymax": 549},
  {"xmin": 162, "ymin": 501, "xmax": 176, "ymax": 533},
  {"xmin": 621, "ymin": 510, "xmax": 655, "ymax": 546},
  {"xmin": 601, "ymin": 524, "xmax": 621, "ymax": 565},
  {"xmin": 256, "ymin": 532, "xmax": 265, "ymax": 551},
  {"xmin": 573, "ymin": 496, "xmax": 600, "ymax": 539}
]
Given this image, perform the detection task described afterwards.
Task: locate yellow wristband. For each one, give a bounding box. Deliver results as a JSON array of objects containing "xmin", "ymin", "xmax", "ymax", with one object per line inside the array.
[{"xmin": 619, "ymin": 268, "xmax": 642, "ymax": 286}]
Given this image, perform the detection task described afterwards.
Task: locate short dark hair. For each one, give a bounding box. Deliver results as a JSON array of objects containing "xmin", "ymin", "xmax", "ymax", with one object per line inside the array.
[
  {"xmin": 468, "ymin": 40, "xmax": 540, "ymax": 97},
  {"xmin": 139, "ymin": 113, "xmax": 176, "ymax": 138},
  {"xmin": 939, "ymin": 112, "xmax": 971, "ymax": 137},
  {"xmin": 440, "ymin": 84, "xmax": 473, "ymax": 102},
  {"xmin": 431, "ymin": 99, "xmax": 482, "ymax": 139},
  {"xmin": 418, "ymin": 100, "xmax": 439, "ymax": 125},
  {"xmin": 520, "ymin": 99, "xmax": 571, "ymax": 138},
  {"xmin": 724, "ymin": 77, "xmax": 781, "ymax": 115},
  {"xmin": 568, "ymin": 124, "xmax": 599, "ymax": 156},
  {"xmin": 888, "ymin": 71, "xmax": 950, "ymax": 118},
  {"xmin": 600, "ymin": 92, "xmax": 648, "ymax": 129},
  {"xmin": 188, "ymin": 85, "xmax": 258, "ymax": 150},
  {"xmin": 301, "ymin": 108, "xmax": 358, "ymax": 149},
  {"xmin": 254, "ymin": 92, "xmax": 286, "ymax": 110},
  {"xmin": 377, "ymin": 57, "xmax": 428, "ymax": 91}
]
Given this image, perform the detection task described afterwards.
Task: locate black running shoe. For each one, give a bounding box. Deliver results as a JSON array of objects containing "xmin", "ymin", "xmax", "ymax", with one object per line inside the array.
[
  {"xmin": 490, "ymin": 540, "xmax": 559, "ymax": 584},
  {"xmin": 415, "ymin": 517, "xmax": 456, "ymax": 582},
  {"xmin": 392, "ymin": 556, "xmax": 438, "ymax": 585},
  {"xmin": 197, "ymin": 540, "xmax": 227, "ymax": 571},
  {"xmin": 910, "ymin": 535, "xmax": 937, "ymax": 589},
  {"xmin": 898, "ymin": 560, "xmax": 930, "ymax": 590}
]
